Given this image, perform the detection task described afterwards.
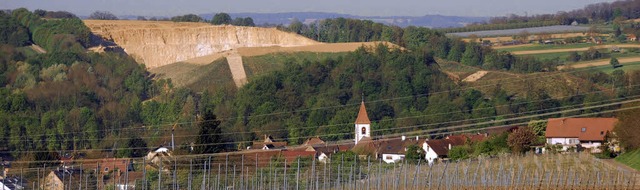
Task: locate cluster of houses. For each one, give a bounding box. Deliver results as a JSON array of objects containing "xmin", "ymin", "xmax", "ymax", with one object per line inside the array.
[{"xmin": 0, "ymin": 101, "xmax": 621, "ymax": 189}]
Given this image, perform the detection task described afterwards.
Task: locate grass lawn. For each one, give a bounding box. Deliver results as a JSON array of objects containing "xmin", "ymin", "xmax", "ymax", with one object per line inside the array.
[
  {"xmin": 588, "ymin": 61, "xmax": 640, "ymax": 74},
  {"xmin": 615, "ymin": 149, "xmax": 640, "ymax": 171},
  {"xmin": 524, "ymin": 49, "xmax": 640, "ymax": 63},
  {"xmin": 243, "ymin": 52, "xmax": 347, "ymax": 78}
]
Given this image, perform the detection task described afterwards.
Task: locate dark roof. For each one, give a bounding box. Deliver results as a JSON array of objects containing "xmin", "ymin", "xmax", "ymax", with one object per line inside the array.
[
  {"xmin": 545, "ymin": 118, "xmax": 617, "ymax": 141},
  {"xmin": 425, "ymin": 139, "xmax": 451, "ymax": 156}
]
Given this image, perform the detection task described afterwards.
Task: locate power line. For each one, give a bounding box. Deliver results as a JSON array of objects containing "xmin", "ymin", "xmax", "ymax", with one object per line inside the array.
[{"xmin": 3, "ymin": 96, "xmax": 638, "ymax": 155}]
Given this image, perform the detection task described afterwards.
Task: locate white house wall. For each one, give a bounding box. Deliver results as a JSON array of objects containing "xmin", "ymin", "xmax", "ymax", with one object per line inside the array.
[
  {"xmin": 547, "ymin": 138, "xmax": 579, "ymax": 145},
  {"xmin": 382, "ymin": 154, "xmax": 404, "ymax": 164}
]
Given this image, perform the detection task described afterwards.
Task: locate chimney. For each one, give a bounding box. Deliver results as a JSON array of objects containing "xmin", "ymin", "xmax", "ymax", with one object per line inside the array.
[
  {"xmin": 416, "ymin": 136, "xmax": 419, "ymax": 141},
  {"xmin": 448, "ymin": 143, "xmax": 452, "ymax": 150},
  {"xmin": 402, "ymin": 136, "xmax": 406, "ymax": 141}
]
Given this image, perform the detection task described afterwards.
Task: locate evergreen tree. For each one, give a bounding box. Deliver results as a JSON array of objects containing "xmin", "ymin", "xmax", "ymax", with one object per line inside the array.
[
  {"xmin": 610, "ymin": 57, "xmax": 621, "ymax": 68},
  {"xmin": 461, "ymin": 42, "xmax": 482, "ymax": 66},
  {"xmin": 193, "ymin": 111, "xmax": 223, "ymax": 154}
]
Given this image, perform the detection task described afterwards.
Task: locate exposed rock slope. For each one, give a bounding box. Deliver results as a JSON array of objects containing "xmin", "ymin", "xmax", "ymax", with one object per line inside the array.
[{"xmin": 84, "ymin": 20, "xmax": 319, "ymax": 68}]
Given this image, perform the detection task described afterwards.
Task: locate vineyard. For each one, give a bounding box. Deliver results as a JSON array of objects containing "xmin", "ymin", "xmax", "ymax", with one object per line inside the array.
[{"xmin": 15, "ymin": 152, "xmax": 638, "ymax": 189}]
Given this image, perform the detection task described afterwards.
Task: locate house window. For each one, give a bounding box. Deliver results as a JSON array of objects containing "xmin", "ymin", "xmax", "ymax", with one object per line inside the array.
[
  {"xmin": 385, "ymin": 156, "xmax": 392, "ymax": 160},
  {"xmin": 361, "ymin": 127, "xmax": 366, "ymax": 135},
  {"xmin": 581, "ymin": 127, "xmax": 586, "ymax": 132}
]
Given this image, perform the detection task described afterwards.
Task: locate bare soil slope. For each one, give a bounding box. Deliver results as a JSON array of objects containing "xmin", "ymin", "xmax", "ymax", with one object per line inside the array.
[{"xmin": 84, "ymin": 20, "xmax": 319, "ymax": 68}]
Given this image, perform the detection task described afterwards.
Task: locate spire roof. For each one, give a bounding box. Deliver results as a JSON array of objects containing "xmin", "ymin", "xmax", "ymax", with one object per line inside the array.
[{"xmin": 355, "ymin": 101, "xmax": 371, "ymax": 124}]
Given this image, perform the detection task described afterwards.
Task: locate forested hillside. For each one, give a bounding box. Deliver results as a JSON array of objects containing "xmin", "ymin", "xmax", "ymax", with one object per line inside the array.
[
  {"xmin": 280, "ymin": 17, "xmax": 559, "ymax": 73},
  {"xmin": 0, "ymin": 9, "xmax": 154, "ymax": 160}
]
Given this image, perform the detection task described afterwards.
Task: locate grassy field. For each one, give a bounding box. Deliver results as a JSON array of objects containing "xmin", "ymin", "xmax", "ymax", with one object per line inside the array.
[
  {"xmin": 615, "ymin": 149, "xmax": 640, "ymax": 171},
  {"xmin": 524, "ymin": 48, "xmax": 640, "ymax": 61},
  {"xmin": 498, "ymin": 43, "xmax": 600, "ymax": 52},
  {"xmin": 243, "ymin": 52, "xmax": 347, "ymax": 79},
  {"xmin": 584, "ymin": 61, "xmax": 640, "ymax": 74}
]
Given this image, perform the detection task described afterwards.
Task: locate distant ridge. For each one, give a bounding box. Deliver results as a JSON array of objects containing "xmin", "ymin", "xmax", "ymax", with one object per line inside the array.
[{"xmin": 197, "ymin": 12, "xmax": 488, "ymax": 28}]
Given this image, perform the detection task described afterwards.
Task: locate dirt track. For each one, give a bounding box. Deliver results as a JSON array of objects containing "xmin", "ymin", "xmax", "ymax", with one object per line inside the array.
[
  {"xmin": 559, "ymin": 56, "xmax": 640, "ymax": 70},
  {"xmin": 511, "ymin": 44, "xmax": 640, "ymax": 55}
]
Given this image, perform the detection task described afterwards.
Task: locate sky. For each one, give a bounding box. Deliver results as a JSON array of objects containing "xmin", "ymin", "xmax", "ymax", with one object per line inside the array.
[{"xmin": 3, "ymin": 0, "xmax": 619, "ymax": 17}]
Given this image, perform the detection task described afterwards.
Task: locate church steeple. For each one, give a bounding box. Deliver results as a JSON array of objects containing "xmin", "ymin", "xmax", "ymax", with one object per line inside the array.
[
  {"xmin": 355, "ymin": 101, "xmax": 371, "ymax": 124},
  {"xmin": 354, "ymin": 100, "xmax": 371, "ymax": 144}
]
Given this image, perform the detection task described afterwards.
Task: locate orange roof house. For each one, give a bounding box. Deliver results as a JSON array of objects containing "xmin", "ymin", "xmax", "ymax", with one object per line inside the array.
[
  {"xmin": 545, "ymin": 118, "xmax": 617, "ymax": 141},
  {"xmin": 545, "ymin": 118, "xmax": 618, "ymax": 152}
]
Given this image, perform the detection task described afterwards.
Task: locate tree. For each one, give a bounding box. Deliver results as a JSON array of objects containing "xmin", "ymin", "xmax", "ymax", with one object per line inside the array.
[
  {"xmin": 461, "ymin": 43, "xmax": 482, "ymax": 66},
  {"xmin": 449, "ymin": 146, "xmax": 470, "ymax": 161},
  {"xmin": 88, "ymin": 11, "xmax": 118, "ymax": 20},
  {"xmin": 288, "ymin": 19, "xmax": 303, "ymax": 34},
  {"xmin": 211, "ymin": 13, "xmax": 231, "ymax": 25},
  {"xmin": 567, "ymin": 51, "xmax": 581, "ymax": 62},
  {"xmin": 527, "ymin": 120, "xmax": 547, "ymax": 137},
  {"xmin": 610, "ymin": 57, "xmax": 621, "ymax": 68},
  {"xmin": 507, "ymin": 127, "xmax": 537, "ymax": 154},
  {"xmin": 193, "ymin": 111, "xmax": 223, "ymax": 154},
  {"xmin": 405, "ymin": 144, "xmax": 425, "ymax": 163},
  {"xmin": 615, "ymin": 102, "xmax": 640, "ymax": 150},
  {"xmin": 171, "ymin": 14, "xmax": 203, "ymax": 22}
]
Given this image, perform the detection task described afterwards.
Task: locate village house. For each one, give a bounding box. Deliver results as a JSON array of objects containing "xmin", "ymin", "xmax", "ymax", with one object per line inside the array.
[
  {"xmin": 42, "ymin": 169, "xmax": 84, "ymax": 190},
  {"xmin": 248, "ymin": 135, "xmax": 288, "ymax": 150},
  {"xmin": 377, "ymin": 136, "xmax": 422, "ymax": 164},
  {"xmin": 422, "ymin": 134, "xmax": 486, "ymax": 164},
  {"xmin": 545, "ymin": 118, "xmax": 618, "ymax": 152},
  {"xmin": 145, "ymin": 146, "xmax": 173, "ymax": 171},
  {"xmin": 0, "ymin": 176, "xmax": 26, "ymax": 190},
  {"xmin": 627, "ymin": 34, "xmax": 637, "ymax": 42}
]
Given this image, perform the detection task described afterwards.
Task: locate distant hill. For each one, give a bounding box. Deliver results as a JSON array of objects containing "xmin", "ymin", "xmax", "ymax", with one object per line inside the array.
[{"xmin": 197, "ymin": 12, "xmax": 487, "ymax": 28}]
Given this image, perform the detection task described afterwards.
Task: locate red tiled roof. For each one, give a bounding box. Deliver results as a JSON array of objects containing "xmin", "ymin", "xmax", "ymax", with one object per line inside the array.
[
  {"xmin": 303, "ymin": 137, "xmax": 325, "ymax": 146},
  {"xmin": 355, "ymin": 101, "xmax": 371, "ymax": 124},
  {"xmin": 545, "ymin": 118, "xmax": 617, "ymax": 141}
]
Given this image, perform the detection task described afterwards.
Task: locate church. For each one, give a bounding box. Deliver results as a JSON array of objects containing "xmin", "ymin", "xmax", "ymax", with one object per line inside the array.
[{"xmin": 354, "ymin": 100, "xmax": 371, "ymax": 144}]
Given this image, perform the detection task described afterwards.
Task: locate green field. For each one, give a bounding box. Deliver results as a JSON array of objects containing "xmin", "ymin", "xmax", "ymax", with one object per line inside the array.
[
  {"xmin": 499, "ymin": 43, "xmax": 601, "ymax": 52},
  {"xmin": 243, "ymin": 52, "xmax": 347, "ymax": 78},
  {"xmin": 615, "ymin": 149, "xmax": 640, "ymax": 171},
  {"xmin": 590, "ymin": 61, "xmax": 640, "ymax": 74},
  {"xmin": 523, "ymin": 48, "xmax": 640, "ymax": 62}
]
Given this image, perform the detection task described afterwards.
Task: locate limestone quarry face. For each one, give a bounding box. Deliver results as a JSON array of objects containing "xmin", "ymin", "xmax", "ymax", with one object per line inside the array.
[{"xmin": 84, "ymin": 20, "xmax": 319, "ymax": 68}]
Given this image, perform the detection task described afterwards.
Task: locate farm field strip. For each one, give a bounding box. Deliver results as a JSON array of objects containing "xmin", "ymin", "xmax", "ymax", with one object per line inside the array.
[
  {"xmin": 449, "ymin": 25, "xmax": 590, "ymax": 37},
  {"xmin": 511, "ymin": 44, "xmax": 640, "ymax": 55},
  {"xmin": 560, "ymin": 56, "xmax": 640, "ymax": 70}
]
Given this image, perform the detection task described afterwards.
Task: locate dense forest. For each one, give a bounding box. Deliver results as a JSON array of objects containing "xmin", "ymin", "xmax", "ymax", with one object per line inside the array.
[
  {"xmin": 1, "ymin": 7, "xmax": 639, "ymax": 164},
  {"xmin": 0, "ymin": 9, "xmax": 154, "ymax": 161}
]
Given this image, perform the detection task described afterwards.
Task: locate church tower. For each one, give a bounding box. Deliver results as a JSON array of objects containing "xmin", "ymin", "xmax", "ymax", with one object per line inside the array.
[{"xmin": 354, "ymin": 100, "xmax": 371, "ymax": 144}]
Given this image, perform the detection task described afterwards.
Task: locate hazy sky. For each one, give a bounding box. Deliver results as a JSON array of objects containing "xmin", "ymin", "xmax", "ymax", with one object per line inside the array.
[{"xmin": 4, "ymin": 0, "xmax": 618, "ymax": 17}]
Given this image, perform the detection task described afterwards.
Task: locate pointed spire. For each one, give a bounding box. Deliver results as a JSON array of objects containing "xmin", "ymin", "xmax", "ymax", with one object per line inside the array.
[{"xmin": 355, "ymin": 100, "xmax": 371, "ymax": 124}]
